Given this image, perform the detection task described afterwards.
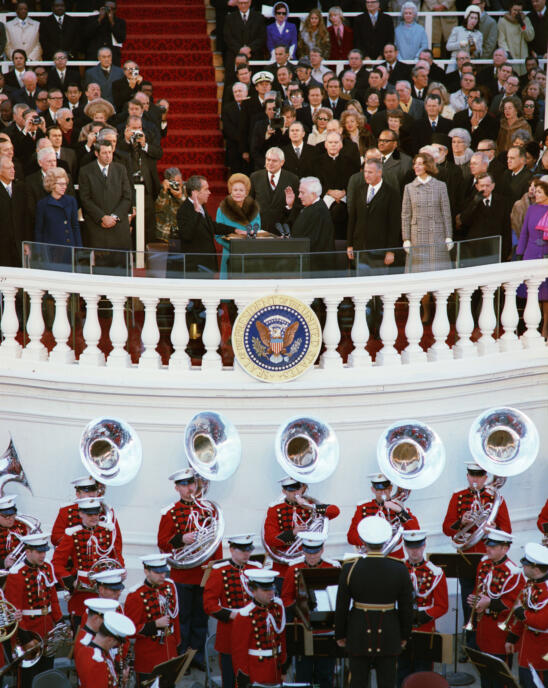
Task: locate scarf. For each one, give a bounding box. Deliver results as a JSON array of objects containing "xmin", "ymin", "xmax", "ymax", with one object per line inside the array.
[
  {"xmin": 219, "ymin": 195, "xmax": 260, "ymax": 226},
  {"xmin": 535, "ymin": 206, "xmax": 548, "ymax": 240}
]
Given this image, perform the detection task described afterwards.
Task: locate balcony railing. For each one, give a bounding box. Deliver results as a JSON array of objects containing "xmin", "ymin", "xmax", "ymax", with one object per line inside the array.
[{"xmin": 0, "ymin": 256, "xmax": 546, "ymax": 376}]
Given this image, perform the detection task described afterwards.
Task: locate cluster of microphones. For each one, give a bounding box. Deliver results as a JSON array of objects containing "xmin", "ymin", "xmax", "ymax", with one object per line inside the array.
[{"xmin": 243, "ymin": 223, "xmax": 291, "ymax": 239}]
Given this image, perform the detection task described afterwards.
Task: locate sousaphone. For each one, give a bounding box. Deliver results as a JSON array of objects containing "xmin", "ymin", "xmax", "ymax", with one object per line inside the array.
[{"xmin": 80, "ymin": 417, "xmax": 142, "ymax": 487}]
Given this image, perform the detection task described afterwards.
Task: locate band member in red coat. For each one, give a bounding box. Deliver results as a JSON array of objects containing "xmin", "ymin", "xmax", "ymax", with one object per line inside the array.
[
  {"xmin": 398, "ymin": 530, "xmax": 449, "ymax": 685},
  {"xmin": 232, "ymin": 569, "xmax": 286, "ymax": 688},
  {"xmin": 281, "ymin": 532, "xmax": 340, "ymax": 688},
  {"xmin": 52, "ymin": 497, "xmax": 124, "ymax": 627},
  {"xmin": 537, "ymin": 499, "xmax": 548, "ymax": 543},
  {"xmin": 74, "ymin": 598, "xmax": 121, "ymax": 661},
  {"xmin": 468, "ymin": 530, "xmax": 522, "ymax": 664},
  {"xmin": 203, "ymin": 534, "xmax": 262, "ymax": 688},
  {"xmin": 4, "ymin": 533, "xmax": 63, "ymax": 688},
  {"xmin": 0, "ymin": 495, "xmax": 31, "ymax": 574},
  {"xmin": 51, "ymin": 476, "xmax": 122, "ymax": 547},
  {"xmin": 505, "ymin": 543, "xmax": 548, "ymax": 688},
  {"xmin": 442, "ymin": 463, "xmax": 512, "ymax": 638},
  {"xmin": 75, "ymin": 610, "xmax": 135, "ymax": 688},
  {"xmin": 347, "ymin": 473, "xmax": 420, "ymax": 559},
  {"xmin": 263, "ymin": 476, "xmax": 340, "ymax": 581},
  {"xmin": 157, "ymin": 467, "xmax": 222, "ymax": 670},
  {"xmin": 124, "ymin": 553, "xmax": 180, "ymax": 687}
]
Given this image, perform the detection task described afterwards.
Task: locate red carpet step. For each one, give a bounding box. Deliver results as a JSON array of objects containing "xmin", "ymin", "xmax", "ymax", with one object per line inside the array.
[{"xmin": 122, "ymin": 0, "xmax": 227, "ymax": 191}]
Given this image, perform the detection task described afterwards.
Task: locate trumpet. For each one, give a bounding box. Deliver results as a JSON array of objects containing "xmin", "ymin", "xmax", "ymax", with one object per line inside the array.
[
  {"xmin": 464, "ymin": 580, "xmax": 486, "ymax": 632},
  {"xmin": 497, "ymin": 588, "xmax": 526, "ymax": 632},
  {"xmin": 159, "ymin": 586, "xmax": 173, "ymax": 645}
]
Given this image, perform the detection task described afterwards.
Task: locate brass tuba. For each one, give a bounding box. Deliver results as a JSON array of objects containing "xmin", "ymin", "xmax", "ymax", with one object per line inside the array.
[
  {"xmin": 80, "ymin": 417, "xmax": 142, "ymax": 487},
  {"xmin": 377, "ymin": 420, "xmax": 446, "ymax": 556},
  {"xmin": 262, "ymin": 416, "xmax": 339, "ymax": 566},
  {"xmin": 0, "ymin": 437, "xmax": 32, "ymax": 497},
  {"xmin": 168, "ymin": 412, "xmax": 240, "ymax": 569},
  {"xmin": 452, "ymin": 407, "xmax": 539, "ymax": 551}
]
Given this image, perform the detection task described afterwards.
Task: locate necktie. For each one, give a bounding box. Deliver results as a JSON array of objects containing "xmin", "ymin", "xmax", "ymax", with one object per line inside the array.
[
  {"xmin": 295, "ymin": 147, "xmax": 301, "ymax": 159},
  {"xmin": 242, "ymin": 13, "xmax": 247, "ymax": 23},
  {"xmin": 270, "ymin": 173, "xmax": 276, "ymax": 189},
  {"xmin": 484, "ymin": 198, "xmax": 490, "ymax": 207},
  {"xmin": 431, "ymin": 120, "xmax": 436, "ymax": 131},
  {"xmin": 382, "ymin": 156, "xmax": 386, "ymax": 164},
  {"xmin": 367, "ymin": 186, "xmax": 375, "ymax": 204},
  {"xmin": 418, "ymin": 89, "xmax": 422, "ymax": 99},
  {"xmin": 370, "ymin": 13, "xmax": 376, "ymax": 25},
  {"xmin": 6, "ymin": 184, "xmax": 12, "ymax": 198},
  {"xmin": 103, "ymin": 167, "xmax": 108, "ymax": 179},
  {"xmin": 58, "ymin": 16, "xmax": 63, "ymax": 27}
]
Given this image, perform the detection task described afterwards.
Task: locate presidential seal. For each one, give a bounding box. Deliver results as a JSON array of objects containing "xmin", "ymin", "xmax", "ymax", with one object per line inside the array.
[{"xmin": 232, "ymin": 295, "xmax": 322, "ymax": 382}]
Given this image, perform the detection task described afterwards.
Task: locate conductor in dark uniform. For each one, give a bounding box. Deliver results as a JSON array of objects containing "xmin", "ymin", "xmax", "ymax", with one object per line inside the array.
[{"xmin": 335, "ymin": 516, "xmax": 414, "ymax": 688}]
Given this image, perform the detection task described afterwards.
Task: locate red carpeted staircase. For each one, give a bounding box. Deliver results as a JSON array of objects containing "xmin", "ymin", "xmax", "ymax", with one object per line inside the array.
[{"xmin": 120, "ymin": 0, "xmax": 227, "ymax": 195}]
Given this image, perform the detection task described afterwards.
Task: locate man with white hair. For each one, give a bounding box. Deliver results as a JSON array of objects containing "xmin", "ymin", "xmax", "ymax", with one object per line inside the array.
[
  {"xmin": 284, "ymin": 176, "xmax": 335, "ymax": 272},
  {"xmin": 26, "ymin": 145, "xmax": 75, "ymax": 227},
  {"xmin": 395, "ymin": 80, "xmax": 424, "ymax": 120},
  {"xmin": 222, "ymin": 81, "xmax": 249, "ymax": 174},
  {"xmin": 250, "ymin": 146, "xmax": 299, "ymax": 234},
  {"xmin": 9, "ymin": 70, "xmax": 38, "ymax": 108}
]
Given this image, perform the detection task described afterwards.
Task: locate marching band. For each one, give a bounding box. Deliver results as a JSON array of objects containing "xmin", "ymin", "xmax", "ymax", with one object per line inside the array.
[{"xmin": 0, "ymin": 408, "xmax": 545, "ymax": 688}]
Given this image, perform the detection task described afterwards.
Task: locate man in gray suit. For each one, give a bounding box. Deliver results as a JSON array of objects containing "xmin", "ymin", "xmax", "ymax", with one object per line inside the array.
[
  {"xmin": 78, "ymin": 140, "xmax": 132, "ymax": 269},
  {"xmin": 395, "ymin": 80, "xmax": 424, "ymax": 121},
  {"xmin": 84, "ymin": 47, "xmax": 124, "ymax": 106}
]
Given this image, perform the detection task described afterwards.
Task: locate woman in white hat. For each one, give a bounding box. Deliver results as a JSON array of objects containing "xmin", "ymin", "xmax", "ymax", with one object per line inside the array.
[{"xmin": 446, "ymin": 6, "xmax": 483, "ymax": 62}]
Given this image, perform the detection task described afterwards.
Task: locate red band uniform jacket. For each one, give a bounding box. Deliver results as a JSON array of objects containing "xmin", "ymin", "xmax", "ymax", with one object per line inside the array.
[
  {"xmin": 157, "ymin": 498, "xmax": 223, "ymax": 584},
  {"xmin": 507, "ymin": 575, "xmax": 548, "ymax": 671},
  {"xmin": 281, "ymin": 557, "xmax": 341, "ymax": 611},
  {"xmin": 75, "ymin": 642, "xmax": 118, "ymax": 688},
  {"xmin": 203, "ymin": 558, "xmax": 262, "ymax": 654},
  {"xmin": 0, "ymin": 519, "xmax": 29, "ymax": 570},
  {"xmin": 124, "ymin": 578, "xmax": 180, "ymax": 674},
  {"xmin": 51, "ymin": 502, "xmax": 123, "ymax": 548},
  {"xmin": 405, "ymin": 558, "xmax": 449, "ymax": 632},
  {"xmin": 347, "ymin": 500, "xmax": 420, "ymax": 559}
]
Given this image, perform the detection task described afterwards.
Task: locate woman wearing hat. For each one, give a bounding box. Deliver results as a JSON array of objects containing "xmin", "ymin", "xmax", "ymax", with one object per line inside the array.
[
  {"xmin": 446, "ymin": 6, "xmax": 483, "ymax": 63},
  {"xmin": 83, "ymin": 98, "xmax": 115, "ymax": 124},
  {"xmin": 215, "ymin": 173, "xmax": 260, "ymax": 276},
  {"xmin": 267, "ymin": 2, "xmax": 297, "ymax": 59}
]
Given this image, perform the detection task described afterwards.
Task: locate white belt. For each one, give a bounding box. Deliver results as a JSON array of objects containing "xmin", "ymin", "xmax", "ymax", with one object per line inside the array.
[
  {"xmin": 527, "ymin": 626, "xmax": 548, "ymax": 634},
  {"xmin": 248, "ymin": 647, "xmax": 281, "ymax": 657},
  {"xmin": 417, "ymin": 605, "xmax": 432, "ymax": 612},
  {"xmin": 22, "ymin": 606, "xmax": 51, "ymax": 616},
  {"xmin": 78, "ymin": 570, "xmax": 90, "ymax": 577}
]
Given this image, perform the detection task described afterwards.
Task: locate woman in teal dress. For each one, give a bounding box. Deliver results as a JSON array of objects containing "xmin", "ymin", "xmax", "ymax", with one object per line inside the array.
[{"xmin": 215, "ymin": 173, "xmax": 261, "ymax": 277}]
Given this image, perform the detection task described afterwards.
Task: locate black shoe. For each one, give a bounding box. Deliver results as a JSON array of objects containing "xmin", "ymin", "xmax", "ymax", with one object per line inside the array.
[{"xmin": 191, "ymin": 658, "xmax": 206, "ymax": 672}]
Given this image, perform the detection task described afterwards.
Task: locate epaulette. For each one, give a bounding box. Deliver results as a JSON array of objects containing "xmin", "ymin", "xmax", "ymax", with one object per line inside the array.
[
  {"xmin": 126, "ymin": 581, "xmax": 143, "ymax": 594},
  {"xmin": 425, "ymin": 560, "xmax": 443, "ymax": 576},
  {"xmin": 66, "ymin": 525, "xmax": 82, "ymax": 536},
  {"xmin": 268, "ymin": 496, "xmax": 285, "ymax": 508},
  {"xmin": 386, "ymin": 555, "xmax": 404, "ymax": 563},
  {"xmin": 212, "ymin": 560, "xmax": 229, "ymax": 570},
  {"xmin": 246, "ymin": 560, "xmax": 263, "ymax": 568},
  {"xmin": 480, "ymin": 554, "xmax": 489, "ymax": 562},
  {"xmin": 238, "ymin": 601, "xmax": 255, "ymax": 617},
  {"xmin": 92, "ymin": 647, "xmax": 105, "ymax": 663},
  {"xmin": 506, "ymin": 560, "xmax": 522, "ymax": 575},
  {"xmin": 9, "ymin": 559, "xmax": 26, "ymax": 574},
  {"xmin": 323, "ymin": 557, "xmax": 341, "ymax": 568},
  {"xmin": 161, "ymin": 502, "xmax": 177, "ymax": 516}
]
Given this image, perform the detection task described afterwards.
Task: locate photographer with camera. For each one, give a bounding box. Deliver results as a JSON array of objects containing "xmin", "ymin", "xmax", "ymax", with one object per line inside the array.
[
  {"xmin": 155, "ymin": 167, "xmax": 185, "ymax": 245},
  {"xmin": 84, "ymin": 1, "xmax": 126, "ymax": 66},
  {"xmin": 6, "ymin": 104, "xmax": 45, "ymax": 168},
  {"xmin": 112, "ymin": 61, "xmax": 143, "ymax": 112},
  {"xmin": 118, "ymin": 114, "xmax": 161, "ymax": 244},
  {"xmin": 497, "ymin": 3, "xmax": 534, "ymax": 76},
  {"xmin": 249, "ymin": 98, "xmax": 294, "ymax": 171}
]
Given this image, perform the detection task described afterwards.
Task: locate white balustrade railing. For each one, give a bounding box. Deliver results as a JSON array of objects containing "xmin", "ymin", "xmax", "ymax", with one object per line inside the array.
[{"xmin": 0, "ymin": 260, "xmax": 546, "ymax": 376}]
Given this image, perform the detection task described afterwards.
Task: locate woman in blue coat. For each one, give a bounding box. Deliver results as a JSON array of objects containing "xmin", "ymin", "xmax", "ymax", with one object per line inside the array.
[
  {"xmin": 35, "ymin": 167, "xmax": 82, "ymax": 269},
  {"xmin": 267, "ymin": 2, "xmax": 297, "ymax": 59}
]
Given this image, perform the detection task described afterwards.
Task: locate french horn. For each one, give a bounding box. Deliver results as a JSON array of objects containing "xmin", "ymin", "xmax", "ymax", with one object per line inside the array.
[
  {"xmin": 453, "ymin": 407, "xmax": 539, "ymax": 551},
  {"xmin": 168, "ymin": 412, "xmax": 240, "ymax": 569},
  {"xmin": 262, "ymin": 416, "xmax": 339, "ymax": 566},
  {"xmin": 376, "ymin": 420, "xmax": 446, "ymax": 556}
]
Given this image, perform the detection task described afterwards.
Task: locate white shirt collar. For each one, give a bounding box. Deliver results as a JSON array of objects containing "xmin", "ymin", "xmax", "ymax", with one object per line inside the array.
[
  {"xmin": 417, "ymin": 175, "xmax": 431, "ymax": 184},
  {"xmin": 369, "ymin": 179, "xmax": 383, "ymax": 194},
  {"xmin": 1, "ymin": 180, "xmax": 12, "ymax": 191},
  {"xmin": 269, "ymin": 169, "xmax": 281, "ymax": 185}
]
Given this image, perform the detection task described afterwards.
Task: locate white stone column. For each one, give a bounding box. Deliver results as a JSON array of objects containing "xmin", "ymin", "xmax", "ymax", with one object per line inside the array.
[
  {"xmin": 453, "ymin": 287, "xmax": 477, "ymax": 359},
  {"xmin": 427, "ymin": 289, "xmax": 451, "ymax": 361},
  {"xmin": 375, "ymin": 294, "xmax": 400, "ymax": 366},
  {"xmin": 402, "ymin": 291, "xmax": 426, "ymax": 364},
  {"xmin": 201, "ymin": 297, "xmax": 222, "ymax": 371},
  {"xmin": 348, "ymin": 296, "xmax": 371, "ymax": 367},
  {"xmin": 49, "ymin": 290, "xmax": 74, "ymax": 364},
  {"xmin": 169, "ymin": 297, "xmax": 190, "ymax": 370},
  {"xmin": 106, "ymin": 296, "xmax": 130, "ymax": 368},
  {"xmin": 21, "ymin": 288, "xmax": 47, "ymax": 361},
  {"xmin": 320, "ymin": 297, "xmax": 343, "ymax": 369},
  {"xmin": 521, "ymin": 277, "xmax": 545, "ymax": 350},
  {"xmin": 79, "ymin": 293, "xmax": 105, "ymax": 366},
  {"xmin": 476, "ymin": 284, "xmax": 498, "ymax": 356},
  {"xmin": 0, "ymin": 287, "xmax": 22, "ymax": 360},
  {"xmin": 138, "ymin": 297, "xmax": 161, "ymax": 369},
  {"xmin": 499, "ymin": 281, "xmax": 521, "ymax": 352}
]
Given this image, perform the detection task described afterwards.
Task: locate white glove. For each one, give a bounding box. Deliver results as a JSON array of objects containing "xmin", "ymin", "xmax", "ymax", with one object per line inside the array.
[
  {"xmin": 403, "ymin": 240, "xmax": 411, "ymax": 254},
  {"xmin": 445, "ymin": 237, "xmax": 454, "ymax": 251}
]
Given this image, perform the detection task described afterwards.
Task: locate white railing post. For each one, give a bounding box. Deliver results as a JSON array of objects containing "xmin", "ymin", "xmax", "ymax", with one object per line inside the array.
[
  {"xmin": 476, "ymin": 284, "xmax": 498, "ymax": 356},
  {"xmin": 201, "ymin": 297, "xmax": 222, "ymax": 371},
  {"xmin": 138, "ymin": 297, "xmax": 161, "ymax": 369},
  {"xmin": 499, "ymin": 281, "xmax": 521, "ymax": 352},
  {"xmin": 135, "ymin": 184, "xmax": 146, "ymax": 270},
  {"xmin": 348, "ymin": 295, "xmax": 372, "ymax": 367},
  {"xmin": 320, "ymin": 297, "xmax": 343, "ymax": 369},
  {"xmin": 79, "ymin": 293, "xmax": 105, "ymax": 366},
  {"xmin": 106, "ymin": 295, "xmax": 130, "ymax": 368},
  {"xmin": 402, "ymin": 291, "xmax": 426, "ymax": 364},
  {"xmin": 425, "ymin": 13, "xmax": 433, "ymax": 48},
  {"xmin": 49, "ymin": 290, "xmax": 75, "ymax": 364},
  {"xmin": 169, "ymin": 297, "xmax": 191, "ymax": 370},
  {"xmin": 0, "ymin": 286, "xmax": 22, "ymax": 360},
  {"xmin": 376, "ymin": 294, "xmax": 400, "ymax": 366},
  {"xmin": 21, "ymin": 288, "xmax": 47, "ymax": 361},
  {"xmin": 427, "ymin": 289, "xmax": 451, "ymax": 361},
  {"xmin": 453, "ymin": 287, "xmax": 477, "ymax": 359},
  {"xmin": 521, "ymin": 277, "xmax": 544, "ymax": 349}
]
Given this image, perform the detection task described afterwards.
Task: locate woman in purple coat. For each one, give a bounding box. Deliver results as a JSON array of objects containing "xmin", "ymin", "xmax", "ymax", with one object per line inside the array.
[
  {"xmin": 267, "ymin": 2, "xmax": 297, "ymax": 58},
  {"xmin": 516, "ymin": 176, "xmax": 548, "ymax": 339}
]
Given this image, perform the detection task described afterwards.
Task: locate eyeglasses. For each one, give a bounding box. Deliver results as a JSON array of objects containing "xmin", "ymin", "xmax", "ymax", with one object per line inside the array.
[
  {"xmin": 36, "ymin": 97, "xmax": 47, "ymax": 101},
  {"xmin": 523, "ymin": 103, "xmax": 535, "ymax": 107},
  {"xmin": 317, "ymin": 116, "xmax": 329, "ymax": 121},
  {"xmin": 378, "ymin": 138, "xmax": 394, "ymax": 143},
  {"xmin": 477, "ymin": 148, "xmax": 494, "ymax": 152},
  {"xmin": 275, "ymin": 10, "xmax": 287, "ymax": 14},
  {"xmin": 48, "ymin": 96, "xmax": 63, "ymax": 100}
]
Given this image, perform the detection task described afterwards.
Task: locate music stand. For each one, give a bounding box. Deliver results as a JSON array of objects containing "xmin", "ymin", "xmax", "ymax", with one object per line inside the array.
[
  {"xmin": 142, "ymin": 649, "xmax": 196, "ymax": 687},
  {"xmin": 429, "ymin": 552, "xmax": 483, "ymax": 686},
  {"xmin": 465, "ymin": 647, "xmax": 520, "ymax": 688}
]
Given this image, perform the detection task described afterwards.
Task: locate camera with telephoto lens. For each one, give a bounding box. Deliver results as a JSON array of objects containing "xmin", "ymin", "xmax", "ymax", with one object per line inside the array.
[
  {"xmin": 130, "ymin": 130, "xmax": 144, "ymax": 146},
  {"xmin": 168, "ymin": 180, "xmax": 180, "ymax": 191},
  {"xmin": 268, "ymin": 91, "xmax": 284, "ymax": 131},
  {"xmin": 131, "ymin": 68, "xmax": 139, "ymax": 77},
  {"xmin": 31, "ymin": 116, "xmax": 41, "ymax": 125}
]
